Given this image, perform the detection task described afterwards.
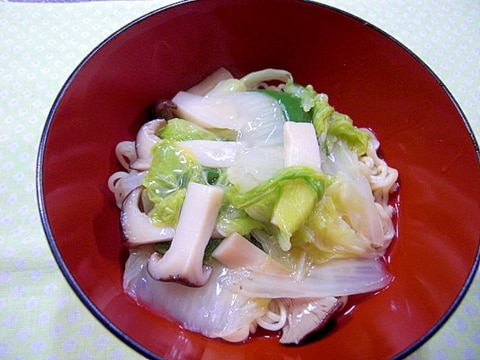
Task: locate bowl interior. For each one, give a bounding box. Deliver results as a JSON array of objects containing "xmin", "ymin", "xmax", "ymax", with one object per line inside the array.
[{"xmin": 38, "ymin": 0, "xmax": 480, "ymax": 359}]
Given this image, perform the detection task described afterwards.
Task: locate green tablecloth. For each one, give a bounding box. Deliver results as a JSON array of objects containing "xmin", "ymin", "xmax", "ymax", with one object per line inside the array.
[{"xmin": 0, "ymin": 1, "xmax": 478, "ymax": 359}]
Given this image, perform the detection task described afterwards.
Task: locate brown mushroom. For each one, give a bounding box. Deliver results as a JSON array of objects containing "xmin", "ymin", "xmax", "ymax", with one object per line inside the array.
[
  {"xmin": 121, "ymin": 187, "xmax": 175, "ymax": 247},
  {"xmin": 279, "ymin": 296, "xmax": 347, "ymax": 344},
  {"xmin": 147, "ymin": 182, "xmax": 224, "ymax": 287},
  {"xmin": 130, "ymin": 119, "xmax": 165, "ymax": 171}
]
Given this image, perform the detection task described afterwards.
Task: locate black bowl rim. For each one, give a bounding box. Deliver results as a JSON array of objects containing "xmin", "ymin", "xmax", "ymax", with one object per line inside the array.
[{"xmin": 36, "ymin": 1, "xmax": 480, "ymax": 359}]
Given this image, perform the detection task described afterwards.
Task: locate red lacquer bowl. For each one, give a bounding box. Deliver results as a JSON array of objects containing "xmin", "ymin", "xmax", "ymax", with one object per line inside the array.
[{"xmin": 37, "ymin": 0, "xmax": 480, "ymax": 359}]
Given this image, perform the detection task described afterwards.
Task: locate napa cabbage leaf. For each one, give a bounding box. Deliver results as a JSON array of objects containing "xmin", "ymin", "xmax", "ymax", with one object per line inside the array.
[
  {"xmin": 284, "ymin": 82, "xmax": 370, "ymax": 155},
  {"xmin": 142, "ymin": 140, "xmax": 204, "ymax": 226}
]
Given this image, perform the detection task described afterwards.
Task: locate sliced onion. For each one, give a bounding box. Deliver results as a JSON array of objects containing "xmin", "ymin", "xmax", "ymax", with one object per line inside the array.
[
  {"xmin": 218, "ymin": 258, "xmax": 393, "ymax": 299},
  {"xmin": 124, "ymin": 248, "xmax": 265, "ymax": 341},
  {"xmin": 239, "ymin": 68, "xmax": 292, "ymax": 89}
]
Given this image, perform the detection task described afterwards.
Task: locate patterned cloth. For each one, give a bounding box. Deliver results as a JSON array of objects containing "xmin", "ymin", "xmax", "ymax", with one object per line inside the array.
[{"xmin": 0, "ymin": 1, "xmax": 478, "ymax": 359}]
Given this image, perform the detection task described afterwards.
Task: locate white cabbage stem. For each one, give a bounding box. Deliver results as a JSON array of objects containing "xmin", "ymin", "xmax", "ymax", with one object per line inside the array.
[{"xmin": 283, "ymin": 122, "xmax": 321, "ymax": 171}]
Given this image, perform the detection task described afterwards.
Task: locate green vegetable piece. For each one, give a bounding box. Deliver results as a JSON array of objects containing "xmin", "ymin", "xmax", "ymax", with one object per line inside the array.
[
  {"xmin": 154, "ymin": 238, "xmax": 224, "ymax": 262},
  {"xmin": 325, "ymin": 112, "xmax": 370, "ymax": 155},
  {"xmin": 157, "ymin": 118, "xmax": 222, "ymax": 141},
  {"xmin": 291, "ymin": 178, "xmax": 379, "ymax": 263},
  {"xmin": 142, "ymin": 140, "xmax": 204, "ymax": 226},
  {"xmin": 227, "ymin": 166, "xmax": 331, "ymax": 251},
  {"xmin": 271, "ymin": 178, "xmax": 317, "ymax": 251},
  {"xmin": 202, "ymin": 168, "xmax": 230, "ymax": 187},
  {"xmin": 284, "ymin": 82, "xmax": 370, "ymax": 156},
  {"xmin": 153, "ymin": 241, "xmax": 171, "ymax": 254},
  {"xmin": 216, "ymin": 202, "xmax": 265, "ymax": 237},
  {"xmin": 227, "ymin": 166, "xmax": 329, "ymax": 209},
  {"xmin": 251, "ymin": 89, "xmax": 312, "ymax": 123},
  {"xmin": 148, "ymin": 189, "xmax": 186, "ymax": 226},
  {"xmin": 203, "ymin": 238, "xmax": 223, "ymax": 262}
]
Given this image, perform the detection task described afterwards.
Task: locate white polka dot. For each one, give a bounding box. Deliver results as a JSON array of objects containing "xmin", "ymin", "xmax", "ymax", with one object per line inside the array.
[
  {"xmin": 463, "ymin": 347, "xmax": 478, "ymax": 360},
  {"xmin": 17, "ymin": 204, "xmax": 29, "ymax": 217},
  {"xmin": 109, "ymin": 348, "xmax": 125, "ymax": 360},
  {"xmin": 0, "ymin": 343, "xmax": 11, "ymax": 357},
  {"xmin": 44, "ymin": 282, "xmax": 58, "ymax": 295},
  {"xmin": 472, "ymin": 331, "xmax": 480, "ymax": 345},
  {"xmin": 68, "ymin": 308, "xmax": 81, "ymax": 323},
  {"xmin": 6, "ymin": 193, "xmax": 17, "ymax": 206},
  {"xmin": 14, "ymin": 257, "xmax": 27, "ymax": 270},
  {"xmin": 1, "ymin": 246, "xmax": 15, "ymax": 258},
  {"xmin": 50, "ymin": 324, "xmax": 64, "ymax": 340},
  {"xmin": 45, "ymin": 257, "xmax": 57, "ymax": 270},
  {"xmin": 454, "ymin": 317, "xmax": 468, "ymax": 332},
  {"xmin": 464, "ymin": 303, "xmax": 478, "ymax": 317},
  {"xmin": 78, "ymin": 352, "xmax": 94, "ymax": 360},
  {"xmin": 56, "ymin": 295, "xmax": 70, "ymax": 310},
  {"xmin": 95, "ymin": 335, "xmax": 109, "ymax": 350},
  {"xmin": 7, "ymin": 98, "xmax": 18, "ymax": 108},
  {"xmin": 0, "ymin": 215, "xmax": 12, "ymax": 228},
  {"xmin": 63, "ymin": 337, "xmax": 77, "ymax": 353},
  {"xmin": 11, "ymin": 284, "xmax": 26, "ymax": 298},
  {"xmin": 38, "ymin": 311, "xmax": 51, "ymax": 325},
  {"xmin": 30, "ymin": 243, "xmax": 46, "ymax": 256},
  {"xmin": 30, "ymin": 269, "xmax": 43, "ymax": 282},
  {"xmin": 31, "ymin": 339, "xmax": 46, "ymax": 353},
  {"xmin": 24, "ymin": 182, "xmax": 35, "ymax": 193},
  {"xmin": 0, "ymin": 271, "xmax": 12, "ymax": 284},
  {"xmin": 3, "ymin": 313, "xmax": 18, "ymax": 327},
  {"xmin": 81, "ymin": 321, "xmax": 95, "ymax": 337},
  {"xmin": 7, "ymin": 142, "xmax": 18, "ymax": 153},
  {"xmin": 0, "ymin": 299, "xmax": 6, "ymax": 311},
  {"xmin": 3, "ymin": 160, "xmax": 14, "ymax": 171},
  {"xmin": 443, "ymin": 332, "xmax": 457, "ymax": 347},
  {"xmin": 17, "ymin": 326, "xmax": 32, "ymax": 341},
  {"xmin": 21, "ymin": 235, "xmax": 34, "ymax": 245},
  {"xmin": 433, "ymin": 348, "xmax": 447, "ymax": 360},
  {"xmin": 32, "ymin": 98, "xmax": 43, "ymax": 108},
  {"xmin": 25, "ymin": 296, "xmax": 39, "ymax": 311}
]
